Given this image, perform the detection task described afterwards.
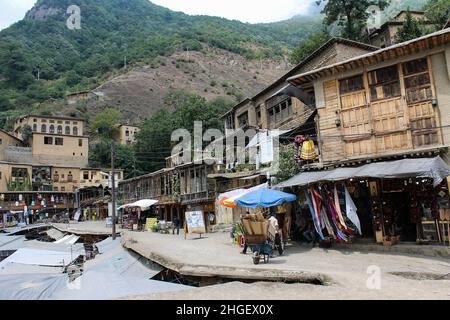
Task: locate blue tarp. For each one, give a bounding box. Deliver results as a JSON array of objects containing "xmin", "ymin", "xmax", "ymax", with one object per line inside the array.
[{"xmin": 234, "ymin": 188, "xmax": 297, "ymax": 208}]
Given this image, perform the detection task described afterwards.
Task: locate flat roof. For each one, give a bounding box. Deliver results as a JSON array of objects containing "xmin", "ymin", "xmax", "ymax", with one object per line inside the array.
[
  {"xmin": 16, "ymin": 115, "xmax": 85, "ymax": 122},
  {"xmin": 119, "ymin": 124, "xmax": 140, "ymax": 128},
  {"xmin": 288, "ymin": 28, "xmax": 450, "ymax": 86},
  {"xmin": 32, "ymin": 132, "xmax": 89, "ymax": 139}
]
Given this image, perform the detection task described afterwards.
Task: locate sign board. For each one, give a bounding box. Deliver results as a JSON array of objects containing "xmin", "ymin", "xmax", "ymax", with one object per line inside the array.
[
  {"xmin": 106, "ymin": 217, "xmax": 113, "ymax": 227},
  {"xmin": 185, "ymin": 210, "xmax": 206, "ymax": 235},
  {"xmin": 146, "ymin": 218, "xmax": 158, "ymax": 231},
  {"xmin": 108, "ymin": 202, "xmax": 113, "ymax": 217}
]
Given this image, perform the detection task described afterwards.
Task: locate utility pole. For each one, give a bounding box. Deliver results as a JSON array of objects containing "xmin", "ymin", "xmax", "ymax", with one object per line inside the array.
[{"xmin": 111, "ymin": 140, "xmax": 117, "ymax": 240}]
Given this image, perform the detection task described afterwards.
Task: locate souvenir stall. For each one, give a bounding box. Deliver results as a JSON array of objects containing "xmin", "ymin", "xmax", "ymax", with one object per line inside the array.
[
  {"xmin": 119, "ymin": 199, "xmax": 159, "ymax": 231},
  {"xmin": 0, "ymin": 192, "xmax": 76, "ymax": 223},
  {"xmin": 275, "ymin": 157, "xmax": 450, "ymax": 247},
  {"xmin": 375, "ymin": 177, "xmax": 450, "ymax": 245}
]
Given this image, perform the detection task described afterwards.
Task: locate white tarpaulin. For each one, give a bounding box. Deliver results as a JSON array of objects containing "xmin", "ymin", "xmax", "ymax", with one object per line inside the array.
[
  {"xmin": 118, "ymin": 199, "xmax": 158, "ymax": 211},
  {"xmin": 46, "ymin": 228, "xmax": 65, "ymax": 241},
  {"xmin": 0, "ymin": 247, "xmax": 82, "ymax": 267},
  {"xmin": 0, "ymin": 238, "xmax": 190, "ymax": 300},
  {"xmin": 54, "ymin": 234, "xmax": 80, "ymax": 245},
  {"xmin": 274, "ymin": 157, "xmax": 450, "ymax": 189}
]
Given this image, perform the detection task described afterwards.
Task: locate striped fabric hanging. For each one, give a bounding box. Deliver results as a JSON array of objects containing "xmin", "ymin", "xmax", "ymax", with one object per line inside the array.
[
  {"xmin": 305, "ymin": 190, "xmax": 325, "ymax": 240},
  {"xmin": 333, "ymin": 185, "xmax": 348, "ymax": 229}
]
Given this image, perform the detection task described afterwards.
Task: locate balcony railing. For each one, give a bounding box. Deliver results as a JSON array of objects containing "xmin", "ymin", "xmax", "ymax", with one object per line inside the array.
[{"xmin": 180, "ymin": 191, "xmax": 216, "ymax": 204}]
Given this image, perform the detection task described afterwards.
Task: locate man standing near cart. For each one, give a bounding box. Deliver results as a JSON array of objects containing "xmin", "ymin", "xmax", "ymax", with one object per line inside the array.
[{"xmin": 269, "ymin": 213, "xmax": 283, "ymax": 255}]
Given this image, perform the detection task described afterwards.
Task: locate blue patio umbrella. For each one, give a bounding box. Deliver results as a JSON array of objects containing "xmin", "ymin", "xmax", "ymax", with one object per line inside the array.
[{"xmin": 234, "ymin": 188, "xmax": 297, "ymax": 208}]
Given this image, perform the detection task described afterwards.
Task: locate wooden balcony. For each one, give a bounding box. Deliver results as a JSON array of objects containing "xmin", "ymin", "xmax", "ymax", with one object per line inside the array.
[
  {"xmin": 180, "ymin": 191, "xmax": 216, "ymax": 205},
  {"xmin": 0, "ymin": 202, "xmax": 75, "ymax": 211}
]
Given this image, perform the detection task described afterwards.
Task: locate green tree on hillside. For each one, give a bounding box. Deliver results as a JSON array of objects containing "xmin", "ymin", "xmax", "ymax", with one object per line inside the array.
[
  {"xmin": 290, "ymin": 30, "xmax": 331, "ymax": 64},
  {"xmin": 89, "ymin": 107, "xmax": 121, "ymax": 141},
  {"xmin": 424, "ymin": 0, "xmax": 450, "ymax": 30},
  {"xmin": 89, "ymin": 142, "xmax": 142, "ymax": 179},
  {"xmin": 135, "ymin": 90, "xmax": 233, "ymax": 173},
  {"xmin": 0, "ymin": 38, "xmax": 34, "ymax": 89},
  {"xmin": 317, "ymin": 0, "xmax": 390, "ymax": 40},
  {"xmin": 397, "ymin": 10, "xmax": 425, "ymax": 42},
  {"xmin": 20, "ymin": 124, "xmax": 33, "ymax": 146}
]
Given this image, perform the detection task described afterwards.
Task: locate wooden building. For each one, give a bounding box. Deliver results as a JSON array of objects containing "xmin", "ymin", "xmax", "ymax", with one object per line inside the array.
[
  {"xmin": 222, "ymin": 38, "xmax": 379, "ymax": 134},
  {"xmin": 119, "ymin": 156, "xmax": 221, "ymax": 229},
  {"xmin": 282, "ymin": 28, "xmax": 450, "ymax": 244},
  {"xmin": 369, "ymin": 11, "xmax": 433, "ymax": 48},
  {"xmin": 287, "ymin": 28, "xmax": 450, "ymax": 167}
]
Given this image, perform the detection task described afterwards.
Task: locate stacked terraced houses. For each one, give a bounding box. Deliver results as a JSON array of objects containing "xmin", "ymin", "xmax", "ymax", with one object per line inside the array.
[{"xmin": 119, "ymin": 12, "xmax": 450, "ymax": 244}]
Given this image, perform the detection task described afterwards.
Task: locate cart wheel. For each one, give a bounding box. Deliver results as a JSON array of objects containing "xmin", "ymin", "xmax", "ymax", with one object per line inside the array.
[
  {"xmin": 252, "ymin": 252, "xmax": 260, "ymax": 265},
  {"xmin": 278, "ymin": 244, "xmax": 284, "ymax": 256}
]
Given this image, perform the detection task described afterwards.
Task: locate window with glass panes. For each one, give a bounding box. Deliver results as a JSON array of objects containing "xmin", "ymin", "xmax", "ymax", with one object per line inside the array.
[{"xmin": 368, "ymin": 65, "xmax": 401, "ymax": 101}]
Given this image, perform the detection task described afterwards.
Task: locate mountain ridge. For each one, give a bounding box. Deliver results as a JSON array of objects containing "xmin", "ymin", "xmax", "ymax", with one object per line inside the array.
[{"xmin": 0, "ymin": 0, "xmax": 431, "ymax": 127}]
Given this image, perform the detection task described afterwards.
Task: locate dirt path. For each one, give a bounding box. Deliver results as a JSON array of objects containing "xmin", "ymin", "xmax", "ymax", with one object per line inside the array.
[{"xmin": 122, "ymin": 230, "xmax": 450, "ymax": 300}]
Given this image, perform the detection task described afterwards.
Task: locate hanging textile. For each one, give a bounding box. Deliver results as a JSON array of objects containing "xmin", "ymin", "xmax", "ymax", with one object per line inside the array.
[
  {"xmin": 300, "ymin": 139, "xmax": 317, "ymax": 160},
  {"xmin": 320, "ymin": 208, "xmax": 336, "ymax": 239},
  {"xmin": 309, "ymin": 188, "xmax": 322, "ymax": 230},
  {"xmin": 305, "ymin": 191, "xmax": 325, "ymax": 240},
  {"xmin": 312, "ymin": 187, "xmax": 336, "ymax": 240},
  {"xmin": 323, "ymin": 187, "xmax": 348, "ymax": 242},
  {"xmin": 333, "ymin": 185, "xmax": 348, "ymax": 229},
  {"xmin": 344, "ymin": 186, "xmax": 362, "ymax": 235}
]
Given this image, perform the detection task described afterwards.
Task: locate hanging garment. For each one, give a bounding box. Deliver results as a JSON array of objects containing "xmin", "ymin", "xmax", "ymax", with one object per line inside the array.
[
  {"xmin": 305, "ymin": 191, "xmax": 325, "ymax": 240},
  {"xmin": 295, "ymin": 135, "xmax": 307, "ymax": 146},
  {"xmin": 345, "ymin": 186, "xmax": 362, "ymax": 235},
  {"xmin": 312, "ymin": 188, "xmax": 336, "ymax": 239},
  {"xmin": 323, "ymin": 188, "xmax": 348, "ymax": 241},
  {"xmin": 320, "ymin": 207, "xmax": 336, "ymax": 239},
  {"xmin": 301, "ymin": 139, "xmax": 317, "ymax": 160},
  {"xmin": 309, "ymin": 188, "xmax": 322, "ymax": 230},
  {"xmin": 333, "ymin": 185, "xmax": 348, "ymax": 229}
]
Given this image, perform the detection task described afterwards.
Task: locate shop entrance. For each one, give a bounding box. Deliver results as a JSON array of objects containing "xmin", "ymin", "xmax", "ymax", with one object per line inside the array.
[
  {"xmin": 350, "ymin": 183, "xmax": 374, "ymax": 239},
  {"xmin": 382, "ymin": 192, "xmax": 416, "ymax": 242}
]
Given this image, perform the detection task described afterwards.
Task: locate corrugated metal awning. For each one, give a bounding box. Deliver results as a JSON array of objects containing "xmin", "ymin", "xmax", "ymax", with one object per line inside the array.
[{"xmin": 274, "ymin": 157, "xmax": 450, "ymax": 189}]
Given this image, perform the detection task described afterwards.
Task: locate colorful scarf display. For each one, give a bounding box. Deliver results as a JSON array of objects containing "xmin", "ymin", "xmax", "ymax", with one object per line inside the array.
[
  {"xmin": 333, "ymin": 185, "xmax": 348, "ymax": 229},
  {"xmin": 305, "ymin": 190, "xmax": 325, "ymax": 240},
  {"xmin": 303, "ymin": 184, "xmax": 362, "ymax": 242}
]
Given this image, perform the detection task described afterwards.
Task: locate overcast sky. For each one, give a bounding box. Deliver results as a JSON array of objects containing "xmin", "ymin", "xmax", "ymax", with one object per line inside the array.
[{"xmin": 0, "ymin": 0, "xmax": 317, "ymax": 31}]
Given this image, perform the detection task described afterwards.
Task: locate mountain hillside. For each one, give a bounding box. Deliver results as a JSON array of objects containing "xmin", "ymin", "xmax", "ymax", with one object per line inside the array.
[
  {"xmin": 0, "ymin": 0, "xmax": 322, "ymax": 125},
  {"xmin": 0, "ymin": 0, "xmax": 433, "ymax": 127}
]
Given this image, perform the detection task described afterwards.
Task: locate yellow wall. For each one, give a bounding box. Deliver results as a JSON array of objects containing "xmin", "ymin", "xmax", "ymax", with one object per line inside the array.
[
  {"xmin": 0, "ymin": 131, "xmax": 23, "ymax": 161},
  {"xmin": 31, "ymin": 133, "xmax": 89, "ymax": 167},
  {"xmin": 14, "ymin": 116, "xmax": 84, "ymax": 140},
  {"xmin": 52, "ymin": 167, "xmax": 81, "ymax": 192},
  {"xmin": 118, "ymin": 125, "xmax": 139, "ymax": 145},
  {"xmin": 0, "ymin": 163, "xmax": 33, "ymax": 192}
]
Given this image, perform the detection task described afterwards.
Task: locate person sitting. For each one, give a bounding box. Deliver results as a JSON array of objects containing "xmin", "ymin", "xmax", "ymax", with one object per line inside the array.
[{"xmin": 303, "ymin": 220, "xmax": 317, "ymax": 245}]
